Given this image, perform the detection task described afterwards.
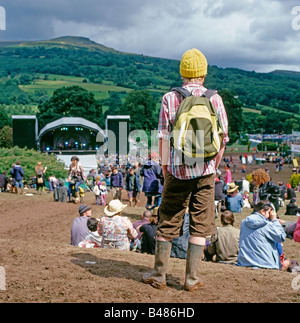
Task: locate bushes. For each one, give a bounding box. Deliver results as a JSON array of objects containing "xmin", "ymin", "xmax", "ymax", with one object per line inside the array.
[{"xmin": 0, "ymin": 146, "xmax": 68, "ymax": 182}]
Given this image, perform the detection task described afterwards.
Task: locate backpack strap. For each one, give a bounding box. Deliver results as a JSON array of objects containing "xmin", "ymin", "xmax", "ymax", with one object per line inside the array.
[
  {"xmin": 171, "ymin": 87, "xmax": 192, "ymax": 98},
  {"xmin": 172, "ymin": 87, "xmax": 217, "ymax": 99},
  {"xmin": 203, "ymin": 89, "xmax": 218, "ymax": 99}
]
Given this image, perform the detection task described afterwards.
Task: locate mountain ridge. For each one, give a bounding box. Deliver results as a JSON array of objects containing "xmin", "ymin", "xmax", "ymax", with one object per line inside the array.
[
  {"xmin": 1, "ymin": 36, "xmax": 299, "ymax": 76},
  {"xmin": 0, "ymin": 35, "xmax": 124, "ymax": 54}
]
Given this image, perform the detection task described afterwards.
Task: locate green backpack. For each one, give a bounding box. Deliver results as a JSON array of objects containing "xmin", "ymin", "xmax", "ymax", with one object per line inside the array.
[{"xmin": 170, "ymin": 87, "xmax": 224, "ymax": 164}]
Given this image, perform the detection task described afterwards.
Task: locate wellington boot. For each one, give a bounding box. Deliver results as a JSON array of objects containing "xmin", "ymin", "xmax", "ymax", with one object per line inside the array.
[
  {"xmin": 184, "ymin": 243, "xmax": 205, "ymax": 292},
  {"xmin": 142, "ymin": 240, "xmax": 171, "ymax": 289},
  {"xmin": 74, "ymin": 192, "xmax": 80, "ymax": 204}
]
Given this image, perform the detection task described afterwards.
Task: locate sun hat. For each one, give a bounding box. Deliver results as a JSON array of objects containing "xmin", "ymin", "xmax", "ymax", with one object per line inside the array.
[
  {"xmin": 78, "ymin": 204, "xmax": 91, "ymax": 215},
  {"xmin": 180, "ymin": 48, "xmax": 208, "ymax": 78},
  {"xmin": 227, "ymin": 182, "xmax": 239, "ymax": 194},
  {"xmin": 104, "ymin": 199, "xmax": 127, "ymax": 216}
]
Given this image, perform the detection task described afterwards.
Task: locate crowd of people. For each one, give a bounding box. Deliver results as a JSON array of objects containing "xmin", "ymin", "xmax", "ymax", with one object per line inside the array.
[
  {"xmin": 70, "ymin": 45, "xmax": 299, "ymax": 293},
  {"xmin": 2, "ymin": 47, "xmax": 300, "ymax": 293}
]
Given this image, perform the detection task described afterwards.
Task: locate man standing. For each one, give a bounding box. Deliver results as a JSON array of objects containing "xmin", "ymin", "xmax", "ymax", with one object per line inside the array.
[
  {"xmin": 13, "ymin": 161, "xmax": 24, "ymax": 194},
  {"xmin": 110, "ymin": 166, "xmax": 123, "ymax": 201},
  {"xmin": 143, "ymin": 48, "xmax": 229, "ymax": 291}
]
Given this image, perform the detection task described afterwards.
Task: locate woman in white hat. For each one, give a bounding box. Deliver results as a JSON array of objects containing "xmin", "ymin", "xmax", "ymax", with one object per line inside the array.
[{"xmin": 98, "ymin": 199, "xmax": 138, "ymax": 250}]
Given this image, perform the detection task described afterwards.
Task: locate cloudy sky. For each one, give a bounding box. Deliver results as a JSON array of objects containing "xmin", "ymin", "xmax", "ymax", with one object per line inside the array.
[{"xmin": 0, "ymin": 0, "xmax": 300, "ymax": 72}]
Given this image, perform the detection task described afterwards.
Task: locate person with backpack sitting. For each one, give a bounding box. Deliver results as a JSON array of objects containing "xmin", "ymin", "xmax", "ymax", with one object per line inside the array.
[
  {"xmin": 142, "ymin": 48, "xmax": 229, "ymax": 292},
  {"xmin": 35, "ymin": 162, "xmax": 47, "ymax": 195}
]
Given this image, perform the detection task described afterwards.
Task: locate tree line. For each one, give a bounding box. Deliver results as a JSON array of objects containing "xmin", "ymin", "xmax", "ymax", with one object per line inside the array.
[{"xmin": 0, "ymin": 42, "xmax": 300, "ymax": 149}]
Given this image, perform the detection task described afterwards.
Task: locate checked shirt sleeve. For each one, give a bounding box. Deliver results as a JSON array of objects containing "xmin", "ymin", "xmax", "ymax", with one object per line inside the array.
[
  {"xmin": 157, "ymin": 95, "xmax": 171, "ymax": 140},
  {"xmin": 211, "ymin": 94, "xmax": 230, "ymax": 146}
]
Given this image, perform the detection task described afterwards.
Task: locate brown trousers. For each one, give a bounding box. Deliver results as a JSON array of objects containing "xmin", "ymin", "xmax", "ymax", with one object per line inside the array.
[{"xmin": 156, "ymin": 171, "xmax": 216, "ymax": 239}]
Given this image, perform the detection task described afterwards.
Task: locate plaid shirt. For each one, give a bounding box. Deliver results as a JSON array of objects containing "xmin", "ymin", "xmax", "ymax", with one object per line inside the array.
[{"xmin": 158, "ymin": 82, "xmax": 229, "ymax": 180}]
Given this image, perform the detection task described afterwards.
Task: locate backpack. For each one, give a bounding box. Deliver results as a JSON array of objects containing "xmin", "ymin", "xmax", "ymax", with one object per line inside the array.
[
  {"xmin": 93, "ymin": 184, "xmax": 100, "ymax": 196},
  {"xmin": 37, "ymin": 169, "xmax": 44, "ymax": 184},
  {"xmin": 170, "ymin": 87, "xmax": 224, "ymax": 164}
]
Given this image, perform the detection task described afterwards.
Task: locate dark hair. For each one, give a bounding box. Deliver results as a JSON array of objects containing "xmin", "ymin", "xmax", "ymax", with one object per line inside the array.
[
  {"xmin": 253, "ymin": 200, "xmax": 273, "ymax": 213},
  {"xmin": 87, "ymin": 217, "xmax": 98, "ymax": 232},
  {"xmin": 221, "ymin": 210, "xmax": 235, "ymax": 225},
  {"xmin": 71, "ymin": 156, "xmax": 79, "ymax": 162}
]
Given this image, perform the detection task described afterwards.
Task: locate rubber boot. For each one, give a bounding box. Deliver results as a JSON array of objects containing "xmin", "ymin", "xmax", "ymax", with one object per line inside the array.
[
  {"xmin": 142, "ymin": 240, "xmax": 172, "ymax": 289},
  {"xmin": 184, "ymin": 242, "xmax": 205, "ymax": 292},
  {"xmin": 74, "ymin": 191, "xmax": 80, "ymax": 204}
]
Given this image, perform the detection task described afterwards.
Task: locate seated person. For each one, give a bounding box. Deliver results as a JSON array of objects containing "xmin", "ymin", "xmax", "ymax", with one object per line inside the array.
[
  {"xmin": 71, "ymin": 205, "xmax": 92, "ymax": 246},
  {"xmin": 242, "ymin": 191, "xmax": 251, "ymax": 208},
  {"xmin": 78, "ymin": 217, "xmax": 102, "ymax": 248},
  {"xmin": 54, "ymin": 180, "xmax": 68, "ymax": 202},
  {"xmin": 294, "ymin": 216, "xmax": 300, "ymax": 243},
  {"xmin": 285, "ymin": 184, "xmax": 296, "ymax": 200},
  {"xmin": 225, "ymin": 183, "xmax": 243, "ymax": 213},
  {"xmin": 252, "ymin": 169, "xmax": 282, "ymax": 212},
  {"xmin": 130, "ymin": 210, "xmax": 152, "ymax": 251},
  {"xmin": 98, "ymin": 199, "xmax": 138, "ymax": 250},
  {"xmin": 139, "ymin": 208, "xmax": 159, "ymax": 255},
  {"xmin": 238, "ymin": 201, "xmax": 286, "ymax": 270},
  {"xmin": 279, "ymin": 219, "xmax": 297, "ymax": 239},
  {"xmin": 285, "ymin": 198, "xmax": 300, "ymax": 216},
  {"xmin": 205, "ymin": 211, "xmax": 240, "ymax": 264}
]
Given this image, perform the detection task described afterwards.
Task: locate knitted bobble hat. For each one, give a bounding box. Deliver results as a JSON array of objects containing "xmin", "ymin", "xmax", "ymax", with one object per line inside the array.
[
  {"xmin": 180, "ymin": 48, "xmax": 208, "ymax": 78},
  {"xmin": 78, "ymin": 204, "xmax": 91, "ymax": 215}
]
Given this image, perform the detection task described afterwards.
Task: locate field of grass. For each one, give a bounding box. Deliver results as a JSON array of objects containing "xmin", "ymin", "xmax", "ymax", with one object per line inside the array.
[{"xmin": 19, "ymin": 74, "xmax": 133, "ymax": 100}]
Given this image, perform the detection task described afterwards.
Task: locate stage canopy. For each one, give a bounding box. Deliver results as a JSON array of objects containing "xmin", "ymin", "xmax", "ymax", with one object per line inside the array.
[{"xmin": 37, "ymin": 117, "xmax": 106, "ymax": 152}]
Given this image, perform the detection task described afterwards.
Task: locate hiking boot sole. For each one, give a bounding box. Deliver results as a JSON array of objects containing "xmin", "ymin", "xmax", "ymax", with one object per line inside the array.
[
  {"xmin": 183, "ymin": 280, "xmax": 204, "ymax": 292},
  {"xmin": 142, "ymin": 276, "xmax": 167, "ymax": 290}
]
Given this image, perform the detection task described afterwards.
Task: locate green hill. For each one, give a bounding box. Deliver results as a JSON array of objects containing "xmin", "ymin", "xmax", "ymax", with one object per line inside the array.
[
  {"xmin": 0, "ymin": 36, "xmax": 299, "ymax": 136},
  {"xmin": 7, "ymin": 36, "xmax": 122, "ymax": 54},
  {"xmin": 0, "ymin": 36, "xmax": 299, "ymax": 113}
]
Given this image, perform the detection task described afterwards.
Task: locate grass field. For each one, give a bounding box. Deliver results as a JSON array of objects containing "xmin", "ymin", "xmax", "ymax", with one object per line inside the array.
[{"xmin": 19, "ymin": 74, "xmax": 133, "ymax": 100}]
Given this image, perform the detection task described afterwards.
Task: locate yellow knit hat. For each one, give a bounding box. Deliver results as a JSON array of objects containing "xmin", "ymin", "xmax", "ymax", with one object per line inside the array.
[{"xmin": 180, "ymin": 48, "xmax": 208, "ymax": 78}]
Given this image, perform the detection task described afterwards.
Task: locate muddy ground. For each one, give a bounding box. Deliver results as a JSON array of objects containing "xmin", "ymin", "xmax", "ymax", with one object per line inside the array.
[{"xmin": 0, "ymin": 152, "xmax": 299, "ymax": 304}]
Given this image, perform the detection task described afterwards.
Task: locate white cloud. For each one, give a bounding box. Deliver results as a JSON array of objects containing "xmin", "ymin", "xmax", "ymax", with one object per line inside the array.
[{"xmin": 1, "ymin": 0, "xmax": 300, "ymax": 72}]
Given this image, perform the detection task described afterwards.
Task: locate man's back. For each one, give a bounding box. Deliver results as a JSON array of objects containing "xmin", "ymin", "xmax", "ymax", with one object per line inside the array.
[
  {"xmin": 71, "ymin": 216, "xmax": 89, "ymax": 246},
  {"xmin": 159, "ymin": 82, "xmax": 229, "ymax": 180}
]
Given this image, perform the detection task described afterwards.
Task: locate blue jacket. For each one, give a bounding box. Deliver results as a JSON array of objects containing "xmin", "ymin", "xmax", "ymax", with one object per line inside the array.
[
  {"xmin": 238, "ymin": 212, "xmax": 286, "ymax": 270},
  {"xmin": 140, "ymin": 161, "xmax": 163, "ymax": 194},
  {"xmin": 225, "ymin": 193, "xmax": 243, "ymax": 213},
  {"xmin": 12, "ymin": 165, "xmax": 24, "ymax": 181},
  {"xmin": 110, "ymin": 171, "xmax": 123, "ymax": 188}
]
